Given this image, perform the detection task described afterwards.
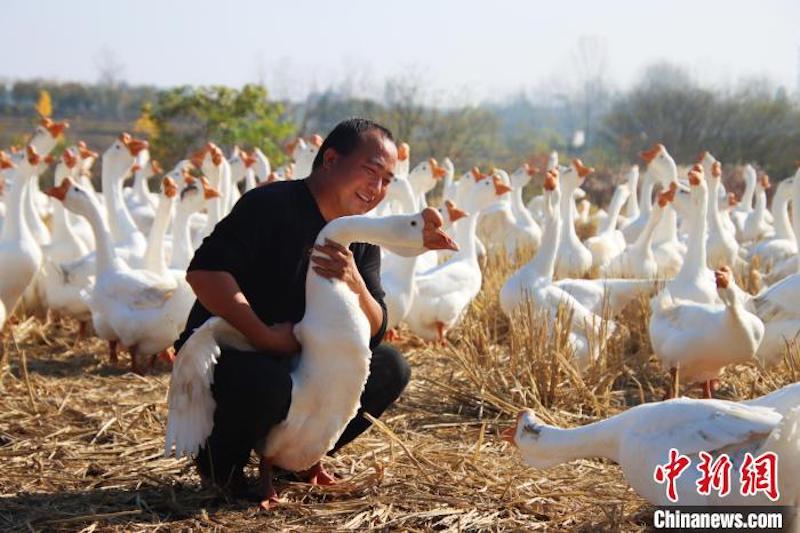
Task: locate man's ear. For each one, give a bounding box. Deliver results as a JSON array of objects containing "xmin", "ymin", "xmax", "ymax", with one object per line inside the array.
[{"xmin": 322, "ymin": 147, "xmax": 339, "ymax": 169}]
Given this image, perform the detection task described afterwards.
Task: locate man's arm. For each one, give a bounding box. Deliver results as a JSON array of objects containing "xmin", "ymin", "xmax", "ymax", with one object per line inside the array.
[
  {"xmin": 186, "ymin": 270, "xmax": 300, "ymax": 354},
  {"xmin": 310, "ymin": 239, "xmax": 385, "ymax": 337}
]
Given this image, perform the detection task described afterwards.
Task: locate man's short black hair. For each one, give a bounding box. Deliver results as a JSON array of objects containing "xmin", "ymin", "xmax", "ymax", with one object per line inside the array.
[{"xmin": 311, "ymin": 118, "xmax": 395, "ymax": 171}]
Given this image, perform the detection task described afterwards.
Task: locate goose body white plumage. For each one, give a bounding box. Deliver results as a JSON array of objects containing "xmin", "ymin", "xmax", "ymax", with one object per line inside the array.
[{"xmin": 507, "ymin": 384, "xmax": 800, "ymax": 507}]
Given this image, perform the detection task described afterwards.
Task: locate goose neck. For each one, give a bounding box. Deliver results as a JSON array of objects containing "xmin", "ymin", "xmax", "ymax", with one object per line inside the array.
[
  {"xmin": 521, "ymin": 419, "xmax": 620, "ymax": 468},
  {"xmin": 1, "ymin": 174, "xmax": 32, "ymax": 242},
  {"xmin": 143, "ymin": 196, "xmax": 173, "ymax": 275}
]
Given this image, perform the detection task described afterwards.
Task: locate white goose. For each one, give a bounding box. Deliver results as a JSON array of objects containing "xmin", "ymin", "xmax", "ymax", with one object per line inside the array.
[
  {"xmin": 765, "ymin": 167, "xmax": 800, "ymax": 283},
  {"xmin": 252, "ymin": 147, "xmax": 271, "ymax": 184},
  {"xmin": 41, "ymin": 150, "xmax": 92, "ymax": 323},
  {"xmin": 102, "ymin": 134, "xmax": 150, "ymax": 263},
  {"xmin": 0, "ymin": 147, "xmax": 44, "ymax": 329},
  {"xmin": 553, "ymin": 159, "xmax": 594, "ymax": 278},
  {"xmin": 286, "ymin": 134, "xmax": 322, "ymax": 180},
  {"xmin": 601, "ymin": 188, "xmax": 673, "ymax": 279},
  {"xmin": 662, "ymin": 164, "xmax": 717, "ymax": 304},
  {"xmin": 164, "ymin": 207, "xmax": 456, "ymax": 508},
  {"xmin": 127, "ymin": 153, "xmax": 162, "ymax": 233},
  {"xmin": 407, "ymin": 157, "xmax": 446, "ymax": 209},
  {"xmin": 707, "ymin": 162, "xmax": 745, "ymax": 271},
  {"xmin": 505, "ymin": 164, "xmax": 543, "ymax": 255},
  {"xmin": 741, "ymin": 174, "xmax": 775, "ymax": 244},
  {"xmin": 750, "ymin": 172, "xmax": 800, "ymax": 366},
  {"xmin": 730, "ymin": 164, "xmax": 757, "ymax": 236},
  {"xmin": 46, "ymin": 178, "xmax": 182, "ymax": 373},
  {"xmin": 501, "ymin": 170, "xmax": 617, "ymax": 368},
  {"xmin": 650, "ymin": 267, "xmax": 764, "ymax": 399},
  {"xmin": 584, "ymin": 183, "xmax": 630, "ymax": 274},
  {"xmin": 503, "ymin": 383, "xmax": 800, "ymax": 507},
  {"xmin": 171, "ymin": 174, "xmax": 220, "ymax": 271},
  {"xmin": 406, "ymin": 175, "xmax": 509, "ymax": 342},
  {"xmin": 620, "ymin": 165, "xmax": 640, "ymax": 225},
  {"xmin": 750, "ymin": 176, "xmax": 796, "ymax": 267}
]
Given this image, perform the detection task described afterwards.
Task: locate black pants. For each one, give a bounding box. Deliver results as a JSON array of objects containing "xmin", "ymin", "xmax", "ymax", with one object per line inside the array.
[{"xmin": 195, "ymin": 343, "xmax": 410, "ymax": 486}]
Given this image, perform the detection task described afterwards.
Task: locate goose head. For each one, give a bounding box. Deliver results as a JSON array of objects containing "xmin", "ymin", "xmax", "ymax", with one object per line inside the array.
[
  {"xmin": 726, "ymin": 192, "xmax": 739, "ymax": 210},
  {"xmin": 0, "ymin": 150, "xmax": 14, "ymax": 173},
  {"xmin": 133, "ymin": 149, "xmax": 154, "ymax": 181},
  {"xmin": 408, "ymin": 158, "xmax": 446, "ymax": 195},
  {"xmin": 285, "ymin": 137, "xmax": 308, "ymax": 159},
  {"xmin": 103, "ymin": 133, "xmax": 148, "ymax": 179},
  {"xmin": 360, "ymin": 207, "xmax": 459, "ymax": 257},
  {"xmin": 464, "ymin": 172, "xmax": 511, "ymax": 213},
  {"xmin": 687, "ymin": 163, "xmax": 708, "ymax": 206},
  {"xmin": 162, "ymin": 176, "xmax": 178, "ymax": 199},
  {"xmin": 30, "ymin": 117, "xmax": 69, "ymax": 156},
  {"xmin": 54, "ymin": 149, "xmax": 78, "ymax": 185},
  {"xmin": 44, "ymin": 177, "xmax": 100, "ymax": 217},
  {"xmin": 757, "ymin": 174, "xmax": 771, "ymax": 192},
  {"xmin": 442, "ymin": 157, "xmax": 454, "ymax": 180},
  {"xmin": 75, "ymin": 141, "xmax": 99, "ymax": 175},
  {"xmin": 177, "ymin": 178, "xmax": 206, "ymax": 215},
  {"xmin": 227, "ymin": 149, "xmax": 248, "ymax": 183},
  {"xmin": 510, "ymin": 163, "xmax": 538, "ymax": 189},
  {"xmin": 695, "ymin": 150, "xmax": 718, "ymax": 177},
  {"xmin": 640, "ymin": 143, "xmax": 676, "ymax": 187},
  {"xmin": 381, "ymin": 176, "xmax": 417, "ymax": 213},
  {"xmin": 436, "ymin": 199, "xmax": 469, "ymax": 229},
  {"xmin": 394, "ymin": 142, "xmax": 411, "ymax": 178},
  {"xmin": 502, "ymin": 410, "xmax": 561, "ymax": 469},
  {"xmin": 542, "ymin": 168, "xmax": 561, "ymax": 220},
  {"xmin": 714, "ymin": 266, "xmax": 739, "ymax": 306},
  {"xmin": 559, "ymin": 159, "xmax": 594, "ymax": 192}
]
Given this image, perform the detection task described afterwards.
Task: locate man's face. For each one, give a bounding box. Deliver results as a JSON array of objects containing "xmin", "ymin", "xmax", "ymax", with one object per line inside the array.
[{"xmin": 325, "ymin": 130, "xmax": 398, "ymax": 216}]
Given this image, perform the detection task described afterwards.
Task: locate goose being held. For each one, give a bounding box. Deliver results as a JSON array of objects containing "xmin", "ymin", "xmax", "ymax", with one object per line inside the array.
[{"xmin": 165, "ymin": 207, "xmax": 456, "ymax": 509}]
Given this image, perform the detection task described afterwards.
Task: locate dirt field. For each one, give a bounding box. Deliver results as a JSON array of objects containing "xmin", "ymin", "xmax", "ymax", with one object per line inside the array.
[{"xmin": 1, "ymin": 254, "xmax": 797, "ymax": 532}]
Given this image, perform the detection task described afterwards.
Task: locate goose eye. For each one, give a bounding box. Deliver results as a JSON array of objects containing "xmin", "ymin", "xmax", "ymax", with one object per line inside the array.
[{"xmin": 410, "ymin": 220, "xmax": 417, "ymax": 227}]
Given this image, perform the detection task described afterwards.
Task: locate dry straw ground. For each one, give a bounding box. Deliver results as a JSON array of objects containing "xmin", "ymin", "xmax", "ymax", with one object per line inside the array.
[{"xmin": 1, "ymin": 249, "xmax": 797, "ymax": 532}]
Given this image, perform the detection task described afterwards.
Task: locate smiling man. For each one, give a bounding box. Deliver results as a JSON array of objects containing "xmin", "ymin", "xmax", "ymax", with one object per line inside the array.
[{"xmin": 177, "ymin": 118, "xmax": 409, "ymax": 495}]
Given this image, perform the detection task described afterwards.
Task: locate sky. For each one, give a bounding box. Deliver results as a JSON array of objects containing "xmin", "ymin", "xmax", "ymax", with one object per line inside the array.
[{"xmin": 2, "ymin": 0, "xmax": 799, "ymax": 104}]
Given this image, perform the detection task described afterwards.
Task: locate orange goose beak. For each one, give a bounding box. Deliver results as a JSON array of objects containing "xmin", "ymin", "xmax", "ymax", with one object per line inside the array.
[
  {"xmin": 45, "ymin": 178, "xmax": 73, "ymax": 201},
  {"xmin": 445, "ymin": 200, "xmax": 468, "ymax": 222},
  {"xmin": 640, "ymin": 143, "xmax": 664, "ymax": 165},
  {"xmin": 493, "ymin": 175, "xmax": 512, "ymax": 196}
]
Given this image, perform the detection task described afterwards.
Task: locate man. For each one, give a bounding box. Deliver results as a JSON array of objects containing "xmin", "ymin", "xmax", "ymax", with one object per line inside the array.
[{"xmin": 177, "ymin": 118, "xmax": 410, "ymax": 494}]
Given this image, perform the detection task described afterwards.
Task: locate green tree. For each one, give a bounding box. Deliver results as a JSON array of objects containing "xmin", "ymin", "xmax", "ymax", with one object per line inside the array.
[{"xmin": 149, "ymin": 84, "xmax": 295, "ymax": 165}]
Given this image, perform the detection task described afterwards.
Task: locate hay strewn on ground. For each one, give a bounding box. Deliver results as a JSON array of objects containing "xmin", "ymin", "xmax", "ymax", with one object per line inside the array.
[{"xmin": 1, "ymin": 251, "xmax": 797, "ymax": 532}]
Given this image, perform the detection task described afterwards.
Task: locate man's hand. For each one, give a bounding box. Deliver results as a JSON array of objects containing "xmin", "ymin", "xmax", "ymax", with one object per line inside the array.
[
  {"xmin": 311, "ymin": 239, "xmax": 367, "ymax": 295},
  {"xmin": 260, "ymin": 322, "xmax": 301, "ymax": 354}
]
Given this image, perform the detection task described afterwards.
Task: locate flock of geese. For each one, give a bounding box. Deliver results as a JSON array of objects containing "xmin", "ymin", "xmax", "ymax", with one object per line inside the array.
[{"xmin": 1, "ymin": 119, "xmax": 799, "ymax": 509}]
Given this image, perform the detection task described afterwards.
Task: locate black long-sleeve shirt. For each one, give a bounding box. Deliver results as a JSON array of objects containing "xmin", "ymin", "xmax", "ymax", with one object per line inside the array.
[{"xmin": 175, "ymin": 179, "xmax": 387, "ymax": 351}]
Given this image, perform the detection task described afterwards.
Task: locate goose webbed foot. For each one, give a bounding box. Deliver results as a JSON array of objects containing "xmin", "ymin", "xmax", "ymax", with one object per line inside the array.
[
  {"xmin": 258, "ymin": 457, "xmax": 280, "ymax": 511},
  {"xmin": 302, "ymin": 461, "xmax": 336, "ymax": 486}
]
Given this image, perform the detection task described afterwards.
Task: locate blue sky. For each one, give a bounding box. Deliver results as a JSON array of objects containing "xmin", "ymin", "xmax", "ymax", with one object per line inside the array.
[{"xmin": 3, "ymin": 0, "xmax": 799, "ymax": 103}]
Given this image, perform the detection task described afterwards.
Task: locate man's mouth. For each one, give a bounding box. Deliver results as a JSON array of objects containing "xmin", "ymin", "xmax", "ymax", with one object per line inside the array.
[{"xmin": 356, "ymin": 191, "xmax": 374, "ymax": 204}]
